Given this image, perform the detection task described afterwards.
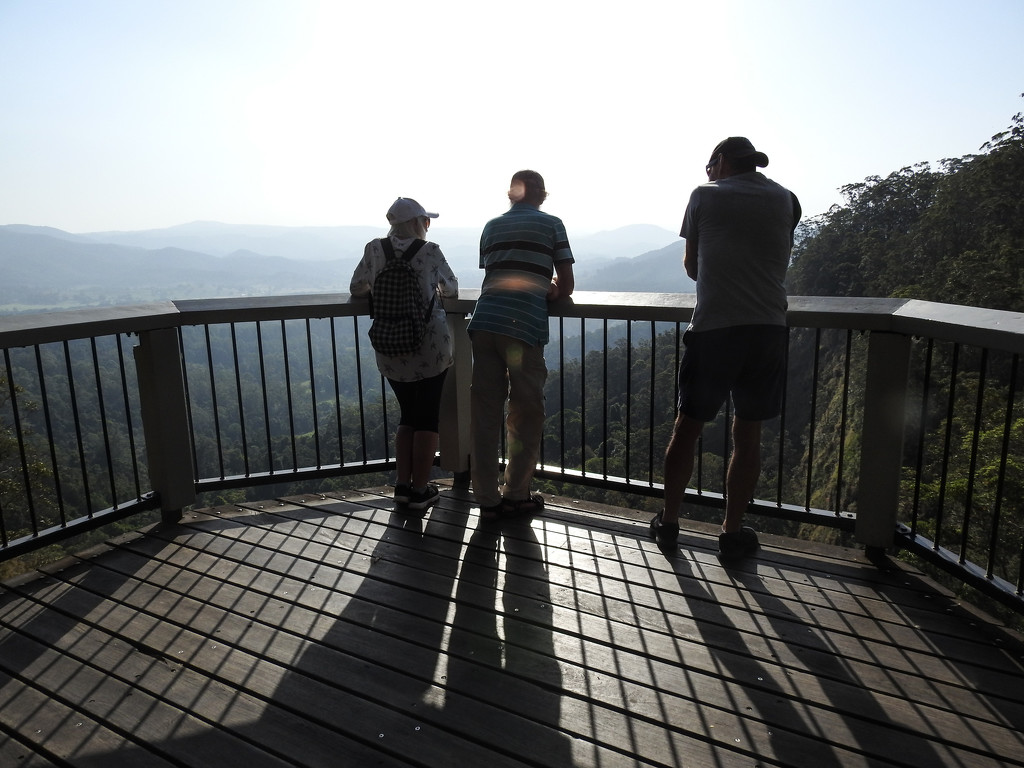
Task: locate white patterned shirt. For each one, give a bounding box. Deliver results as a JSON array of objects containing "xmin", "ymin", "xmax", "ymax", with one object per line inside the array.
[{"xmin": 350, "ymin": 236, "xmax": 459, "ymax": 381}]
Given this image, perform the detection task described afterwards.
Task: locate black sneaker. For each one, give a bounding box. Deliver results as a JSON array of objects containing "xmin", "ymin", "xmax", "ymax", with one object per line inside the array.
[
  {"xmin": 650, "ymin": 511, "xmax": 679, "ymax": 550},
  {"xmin": 718, "ymin": 526, "xmax": 759, "ymax": 560},
  {"xmin": 394, "ymin": 483, "xmax": 413, "ymax": 505},
  {"xmin": 405, "ymin": 484, "xmax": 440, "ymax": 511}
]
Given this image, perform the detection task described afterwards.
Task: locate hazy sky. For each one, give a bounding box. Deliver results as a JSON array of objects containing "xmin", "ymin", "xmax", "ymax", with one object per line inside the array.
[{"xmin": 1, "ymin": 0, "xmax": 1021, "ymax": 236}]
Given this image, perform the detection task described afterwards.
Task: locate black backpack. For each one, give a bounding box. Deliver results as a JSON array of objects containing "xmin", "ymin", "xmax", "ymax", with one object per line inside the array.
[{"xmin": 367, "ymin": 237, "xmax": 435, "ymax": 357}]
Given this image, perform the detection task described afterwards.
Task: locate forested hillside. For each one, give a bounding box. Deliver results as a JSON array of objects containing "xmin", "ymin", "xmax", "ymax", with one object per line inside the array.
[
  {"xmin": 779, "ymin": 106, "xmax": 1024, "ymax": 619},
  {"xmin": 788, "ymin": 108, "xmax": 1024, "ymax": 311}
]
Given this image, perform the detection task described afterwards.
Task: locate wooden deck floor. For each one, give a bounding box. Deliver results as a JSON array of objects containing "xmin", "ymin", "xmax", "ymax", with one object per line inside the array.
[{"xmin": 1, "ymin": 483, "xmax": 1023, "ymax": 768}]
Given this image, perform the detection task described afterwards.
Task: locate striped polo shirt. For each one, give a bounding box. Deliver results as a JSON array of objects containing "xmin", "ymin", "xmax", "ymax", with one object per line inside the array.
[{"xmin": 468, "ymin": 203, "xmax": 574, "ymax": 345}]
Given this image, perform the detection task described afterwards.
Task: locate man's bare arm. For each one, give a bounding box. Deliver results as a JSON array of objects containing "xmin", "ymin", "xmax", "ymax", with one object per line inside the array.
[
  {"xmin": 684, "ymin": 239, "xmax": 698, "ymax": 281},
  {"xmin": 548, "ymin": 261, "xmax": 575, "ymax": 300}
]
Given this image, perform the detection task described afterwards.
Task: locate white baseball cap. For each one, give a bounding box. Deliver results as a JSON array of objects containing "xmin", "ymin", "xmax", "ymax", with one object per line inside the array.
[{"xmin": 386, "ymin": 197, "xmax": 439, "ymax": 224}]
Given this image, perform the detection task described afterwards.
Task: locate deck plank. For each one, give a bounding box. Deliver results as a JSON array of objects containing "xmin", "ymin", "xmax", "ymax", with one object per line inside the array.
[
  {"xmin": 184, "ymin": 495, "xmax": 1024, "ymax": 765},
  {"xmin": 0, "ymin": 485, "xmax": 1022, "ymax": 767},
  {"xmin": 0, "ymin": 729, "xmax": 63, "ymax": 768},
  {"xmin": 0, "ymin": 662, "xmax": 179, "ymax": 767},
  {"xmin": 140, "ymin": 505, "xmax": 757, "ymax": 766},
  {"xmin": 8, "ymin": 556, "xmax": 548, "ymax": 767},
  {"xmin": 104, "ymin": 519, "xmax": 857, "ymax": 765},
  {"xmin": 183, "ymin": 494, "xmax": 1024, "ymax": 765}
]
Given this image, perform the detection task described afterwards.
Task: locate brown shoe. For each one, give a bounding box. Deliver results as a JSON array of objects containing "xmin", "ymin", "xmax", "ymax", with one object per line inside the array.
[
  {"xmin": 501, "ymin": 493, "xmax": 545, "ymax": 518},
  {"xmin": 478, "ymin": 503, "xmax": 504, "ymax": 522}
]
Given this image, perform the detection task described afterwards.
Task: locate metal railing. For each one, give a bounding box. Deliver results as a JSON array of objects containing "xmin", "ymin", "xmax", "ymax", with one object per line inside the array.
[{"xmin": 0, "ymin": 293, "xmax": 1022, "ymax": 614}]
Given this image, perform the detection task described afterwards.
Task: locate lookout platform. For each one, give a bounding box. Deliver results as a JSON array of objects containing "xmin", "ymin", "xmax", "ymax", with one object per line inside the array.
[{"xmin": 1, "ymin": 483, "xmax": 1022, "ymax": 767}]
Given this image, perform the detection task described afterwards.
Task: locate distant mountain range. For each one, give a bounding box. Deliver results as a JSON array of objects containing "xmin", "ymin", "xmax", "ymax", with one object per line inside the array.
[{"xmin": 0, "ymin": 222, "xmax": 694, "ymax": 313}]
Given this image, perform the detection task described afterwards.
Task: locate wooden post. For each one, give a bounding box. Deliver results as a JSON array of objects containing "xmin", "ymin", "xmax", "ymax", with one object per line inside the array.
[
  {"xmin": 439, "ymin": 312, "xmax": 473, "ymax": 480},
  {"xmin": 855, "ymin": 330, "xmax": 912, "ymax": 551},
  {"xmin": 134, "ymin": 327, "xmax": 196, "ymax": 523}
]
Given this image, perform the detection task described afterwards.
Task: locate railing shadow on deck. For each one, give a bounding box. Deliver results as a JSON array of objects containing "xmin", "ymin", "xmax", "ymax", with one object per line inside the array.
[
  {"xmin": 0, "ymin": 291, "xmax": 1022, "ymax": 618},
  {"xmin": 3, "ymin": 486, "xmax": 1024, "ymax": 766}
]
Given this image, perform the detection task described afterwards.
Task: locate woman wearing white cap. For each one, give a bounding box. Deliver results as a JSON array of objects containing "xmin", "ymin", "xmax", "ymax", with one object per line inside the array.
[{"xmin": 350, "ymin": 197, "xmax": 459, "ymax": 510}]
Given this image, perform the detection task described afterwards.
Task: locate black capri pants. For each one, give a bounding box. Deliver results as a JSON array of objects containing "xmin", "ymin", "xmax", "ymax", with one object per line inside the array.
[{"xmin": 386, "ymin": 369, "xmax": 449, "ymax": 432}]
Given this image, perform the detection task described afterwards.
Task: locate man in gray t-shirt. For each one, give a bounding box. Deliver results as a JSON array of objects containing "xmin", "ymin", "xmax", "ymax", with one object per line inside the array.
[{"xmin": 652, "ymin": 137, "xmax": 801, "ymax": 559}]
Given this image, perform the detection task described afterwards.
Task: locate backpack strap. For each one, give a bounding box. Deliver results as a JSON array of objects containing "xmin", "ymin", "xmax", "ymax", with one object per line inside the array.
[
  {"xmin": 404, "ymin": 238, "xmax": 426, "ymax": 261},
  {"xmin": 368, "ymin": 237, "xmax": 396, "ymax": 318},
  {"xmin": 379, "ymin": 236, "xmax": 425, "ymax": 261},
  {"xmin": 400, "ymin": 240, "xmax": 436, "ymax": 318}
]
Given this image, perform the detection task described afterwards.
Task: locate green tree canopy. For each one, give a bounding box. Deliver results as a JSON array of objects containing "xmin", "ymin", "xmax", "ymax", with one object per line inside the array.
[{"xmin": 789, "ymin": 103, "xmax": 1024, "ymax": 312}]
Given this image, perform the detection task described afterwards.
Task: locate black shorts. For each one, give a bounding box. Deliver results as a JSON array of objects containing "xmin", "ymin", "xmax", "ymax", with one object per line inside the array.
[{"xmin": 677, "ymin": 325, "xmax": 787, "ymax": 422}]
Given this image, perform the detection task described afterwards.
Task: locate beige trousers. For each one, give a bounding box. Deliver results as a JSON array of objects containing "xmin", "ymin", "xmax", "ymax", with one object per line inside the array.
[{"xmin": 469, "ymin": 331, "xmax": 547, "ymax": 507}]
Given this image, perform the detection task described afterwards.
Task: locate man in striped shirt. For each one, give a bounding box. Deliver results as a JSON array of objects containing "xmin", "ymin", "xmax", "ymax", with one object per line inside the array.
[{"xmin": 468, "ymin": 170, "xmax": 575, "ymax": 519}]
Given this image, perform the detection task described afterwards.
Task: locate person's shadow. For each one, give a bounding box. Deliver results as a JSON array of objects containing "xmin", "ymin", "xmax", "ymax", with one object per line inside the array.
[
  {"xmin": 235, "ymin": 495, "xmax": 483, "ymax": 764},
  {"xmin": 4, "ymin": 496, "xmax": 563, "ymax": 765},
  {"xmin": 252, "ymin": 497, "xmax": 573, "ymax": 764},
  {"xmin": 443, "ymin": 517, "xmax": 573, "ymax": 764},
  {"xmin": 668, "ymin": 543, "xmax": 947, "ymax": 766}
]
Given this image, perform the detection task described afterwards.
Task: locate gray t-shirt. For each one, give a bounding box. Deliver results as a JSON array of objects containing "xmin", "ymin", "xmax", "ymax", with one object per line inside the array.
[{"xmin": 681, "ymin": 171, "xmax": 801, "ymax": 332}]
